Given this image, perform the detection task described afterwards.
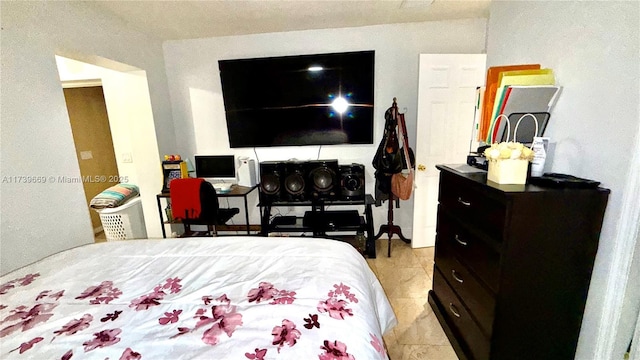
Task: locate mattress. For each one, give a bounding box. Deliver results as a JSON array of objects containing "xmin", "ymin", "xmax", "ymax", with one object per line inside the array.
[{"xmin": 0, "ymin": 236, "xmax": 396, "ymax": 359}]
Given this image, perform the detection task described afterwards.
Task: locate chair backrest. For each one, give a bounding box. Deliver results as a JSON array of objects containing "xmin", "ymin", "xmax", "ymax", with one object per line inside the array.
[
  {"xmin": 198, "ymin": 180, "xmax": 220, "ymax": 222},
  {"xmin": 170, "ymin": 178, "xmax": 220, "ymax": 222}
]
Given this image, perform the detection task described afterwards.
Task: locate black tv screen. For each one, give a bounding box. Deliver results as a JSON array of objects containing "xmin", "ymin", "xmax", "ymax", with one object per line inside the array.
[
  {"xmin": 194, "ymin": 155, "xmax": 236, "ymax": 179},
  {"xmin": 219, "ymin": 50, "xmax": 375, "ymax": 148}
]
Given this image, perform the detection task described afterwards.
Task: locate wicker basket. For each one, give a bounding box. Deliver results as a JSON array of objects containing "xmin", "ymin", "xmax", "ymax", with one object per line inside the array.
[{"xmin": 95, "ymin": 197, "xmax": 147, "ymax": 241}]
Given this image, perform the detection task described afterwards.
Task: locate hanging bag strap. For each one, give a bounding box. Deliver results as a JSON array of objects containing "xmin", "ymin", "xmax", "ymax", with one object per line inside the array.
[
  {"xmin": 397, "ymin": 113, "xmax": 413, "ymax": 176},
  {"xmin": 391, "ymin": 104, "xmax": 415, "ymax": 201}
]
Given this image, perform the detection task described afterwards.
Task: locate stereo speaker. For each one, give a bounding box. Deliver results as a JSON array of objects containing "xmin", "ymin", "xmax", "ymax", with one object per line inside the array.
[
  {"xmin": 339, "ymin": 163, "xmax": 365, "ymax": 200},
  {"xmin": 283, "ymin": 161, "xmax": 308, "ymax": 202},
  {"xmin": 260, "ymin": 160, "xmax": 364, "ymax": 203},
  {"xmin": 259, "ymin": 161, "xmax": 284, "ymax": 204},
  {"xmin": 307, "ymin": 159, "xmax": 339, "ymax": 201}
]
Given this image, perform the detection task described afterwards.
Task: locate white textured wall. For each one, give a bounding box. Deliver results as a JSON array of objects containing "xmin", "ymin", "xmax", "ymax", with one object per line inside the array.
[
  {"xmin": 486, "ymin": 1, "xmax": 640, "ymax": 359},
  {"xmin": 101, "ymin": 71, "xmax": 164, "ymax": 238},
  {"xmin": 0, "ymin": 2, "xmax": 175, "ymax": 274},
  {"xmin": 163, "ymin": 19, "xmax": 488, "ymax": 233}
]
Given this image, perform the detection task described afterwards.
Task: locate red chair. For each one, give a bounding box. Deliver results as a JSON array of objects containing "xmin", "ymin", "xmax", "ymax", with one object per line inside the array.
[{"xmin": 169, "ymin": 178, "xmax": 239, "ymax": 236}]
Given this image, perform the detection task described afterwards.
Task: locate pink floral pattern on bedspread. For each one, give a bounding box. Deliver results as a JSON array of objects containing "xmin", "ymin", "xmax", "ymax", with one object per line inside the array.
[
  {"xmin": 0, "ymin": 276, "xmax": 388, "ymax": 359},
  {"xmin": 129, "ymin": 278, "xmax": 182, "ymax": 311},
  {"xmin": 0, "ymin": 239, "xmax": 394, "ymax": 359},
  {"xmin": 0, "ymin": 273, "xmax": 40, "ymax": 295},
  {"xmin": 247, "ymin": 281, "xmax": 297, "ymax": 305},
  {"xmin": 318, "ymin": 282, "xmax": 359, "ymax": 320},
  {"xmin": 1, "ymin": 296, "xmax": 61, "ymax": 338},
  {"xmin": 52, "ymin": 314, "xmax": 93, "ymax": 338},
  {"xmin": 319, "ymin": 340, "xmax": 356, "ymax": 360},
  {"xmin": 76, "ymin": 281, "xmax": 121, "ymax": 304},
  {"xmin": 175, "ymin": 294, "xmax": 244, "ymax": 345}
]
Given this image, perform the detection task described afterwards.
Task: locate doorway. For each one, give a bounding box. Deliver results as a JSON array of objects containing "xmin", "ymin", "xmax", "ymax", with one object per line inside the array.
[
  {"xmin": 55, "ymin": 55, "xmax": 164, "ymax": 239},
  {"xmin": 62, "ymin": 85, "xmax": 120, "ymax": 242}
]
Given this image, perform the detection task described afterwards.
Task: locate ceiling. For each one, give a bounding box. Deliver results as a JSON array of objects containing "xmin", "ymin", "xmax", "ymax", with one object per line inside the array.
[{"xmin": 83, "ymin": 0, "xmax": 491, "ymax": 41}]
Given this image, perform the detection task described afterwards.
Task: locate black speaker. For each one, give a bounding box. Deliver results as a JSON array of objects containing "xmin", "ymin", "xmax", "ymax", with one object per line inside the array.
[
  {"xmin": 307, "ymin": 160, "xmax": 339, "ymax": 201},
  {"xmin": 283, "ymin": 161, "xmax": 307, "ymax": 202},
  {"xmin": 339, "ymin": 163, "xmax": 365, "ymax": 200},
  {"xmin": 259, "ymin": 161, "xmax": 284, "ymax": 203}
]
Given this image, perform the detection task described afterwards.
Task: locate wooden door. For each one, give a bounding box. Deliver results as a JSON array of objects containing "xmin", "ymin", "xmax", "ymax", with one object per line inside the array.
[
  {"xmin": 63, "ymin": 86, "xmax": 120, "ymax": 235},
  {"xmin": 411, "ymin": 54, "xmax": 486, "ymax": 248}
]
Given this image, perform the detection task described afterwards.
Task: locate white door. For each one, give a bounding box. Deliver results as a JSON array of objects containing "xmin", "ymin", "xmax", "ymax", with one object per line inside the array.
[{"xmin": 411, "ymin": 54, "xmax": 486, "ymax": 248}]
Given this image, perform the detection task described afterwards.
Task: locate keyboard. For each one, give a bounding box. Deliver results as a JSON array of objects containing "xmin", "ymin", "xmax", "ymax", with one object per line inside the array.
[{"xmin": 213, "ymin": 183, "xmax": 232, "ymax": 192}]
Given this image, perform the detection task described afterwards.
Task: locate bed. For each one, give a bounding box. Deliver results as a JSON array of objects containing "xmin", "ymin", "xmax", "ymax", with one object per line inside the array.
[{"xmin": 0, "ymin": 237, "xmax": 396, "ymax": 359}]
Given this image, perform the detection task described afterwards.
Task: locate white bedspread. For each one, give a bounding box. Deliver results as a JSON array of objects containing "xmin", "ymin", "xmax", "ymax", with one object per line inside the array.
[{"xmin": 0, "ymin": 237, "xmax": 396, "ymax": 359}]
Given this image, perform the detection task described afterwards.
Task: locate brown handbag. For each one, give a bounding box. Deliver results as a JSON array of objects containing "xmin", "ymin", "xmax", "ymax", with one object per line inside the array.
[{"xmin": 391, "ymin": 113, "xmax": 414, "ymax": 200}]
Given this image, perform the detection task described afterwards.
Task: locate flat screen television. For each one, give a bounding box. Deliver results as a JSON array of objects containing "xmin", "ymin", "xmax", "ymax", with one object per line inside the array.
[{"xmin": 219, "ymin": 50, "xmax": 375, "ymax": 148}]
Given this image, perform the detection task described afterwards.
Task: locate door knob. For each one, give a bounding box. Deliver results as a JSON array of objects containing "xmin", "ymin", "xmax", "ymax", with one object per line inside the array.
[{"xmin": 418, "ymin": 164, "xmax": 426, "ymax": 171}]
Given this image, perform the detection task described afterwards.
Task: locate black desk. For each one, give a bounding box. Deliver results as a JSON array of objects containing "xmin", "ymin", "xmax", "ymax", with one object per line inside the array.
[
  {"xmin": 259, "ymin": 194, "xmax": 377, "ymax": 258},
  {"xmin": 157, "ymin": 184, "xmax": 258, "ymax": 237}
]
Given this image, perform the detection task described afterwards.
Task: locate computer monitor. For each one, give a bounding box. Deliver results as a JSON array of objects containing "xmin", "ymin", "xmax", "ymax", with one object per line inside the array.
[{"xmin": 195, "ymin": 155, "xmax": 236, "ymax": 182}]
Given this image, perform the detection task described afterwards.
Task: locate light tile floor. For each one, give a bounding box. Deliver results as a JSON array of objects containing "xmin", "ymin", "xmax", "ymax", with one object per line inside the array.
[{"xmin": 367, "ymin": 238, "xmax": 458, "ymax": 360}]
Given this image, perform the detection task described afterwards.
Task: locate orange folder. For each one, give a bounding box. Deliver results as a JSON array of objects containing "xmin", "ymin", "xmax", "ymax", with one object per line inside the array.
[{"xmin": 479, "ymin": 64, "xmax": 541, "ymax": 141}]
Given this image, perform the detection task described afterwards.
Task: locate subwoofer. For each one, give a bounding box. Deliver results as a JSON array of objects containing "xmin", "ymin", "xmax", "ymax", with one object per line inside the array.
[
  {"xmin": 259, "ymin": 161, "xmax": 284, "ymax": 203},
  {"xmin": 283, "ymin": 161, "xmax": 307, "ymax": 202},
  {"xmin": 307, "ymin": 160, "xmax": 339, "ymax": 201},
  {"xmin": 339, "ymin": 163, "xmax": 365, "ymax": 200}
]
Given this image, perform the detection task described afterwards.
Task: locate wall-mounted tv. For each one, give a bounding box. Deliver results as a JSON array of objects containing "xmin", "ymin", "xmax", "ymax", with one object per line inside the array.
[{"xmin": 219, "ymin": 50, "xmax": 375, "ymax": 148}]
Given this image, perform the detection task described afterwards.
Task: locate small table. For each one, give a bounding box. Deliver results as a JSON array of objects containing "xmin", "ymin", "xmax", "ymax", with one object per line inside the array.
[
  {"xmin": 259, "ymin": 194, "xmax": 377, "ymax": 258},
  {"xmin": 157, "ymin": 184, "xmax": 258, "ymax": 238}
]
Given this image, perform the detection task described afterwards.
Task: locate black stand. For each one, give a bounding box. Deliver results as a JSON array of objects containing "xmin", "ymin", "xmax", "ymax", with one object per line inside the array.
[
  {"xmin": 259, "ymin": 195, "xmax": 378, "ymax": 258},
  {"xmin": 374, "ymin": 193, "xmax": 411, "ymax": 257}
]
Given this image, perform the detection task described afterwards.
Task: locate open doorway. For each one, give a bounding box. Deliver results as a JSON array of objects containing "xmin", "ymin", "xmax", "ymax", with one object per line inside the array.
[
  {"xmin": 62, "ymin": 85, "xmax": 119, "ymax": 242},
  {"xmin": 55, "ymin": 55, "xmax": 164, "ymax": 240}
]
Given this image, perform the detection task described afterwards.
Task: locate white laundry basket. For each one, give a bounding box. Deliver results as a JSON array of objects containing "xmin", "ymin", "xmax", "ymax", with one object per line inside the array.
[{"xmin": 96, "ymin": 196, "xmax": 147, "ymax": 241}]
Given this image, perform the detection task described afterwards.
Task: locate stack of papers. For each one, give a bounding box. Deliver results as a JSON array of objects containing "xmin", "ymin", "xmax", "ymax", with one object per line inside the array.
[
  {"xmin": 478, "ymin": 64, "xmax": 541, "ymax": 142},
  {"xmin": 477, "ymin": 65, "xmax": 561, "ymax": 144}
]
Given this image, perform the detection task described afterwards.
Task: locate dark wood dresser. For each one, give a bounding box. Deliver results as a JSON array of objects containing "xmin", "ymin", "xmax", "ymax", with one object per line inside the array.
[{"xmin": 429, "ymin": 165, "xmax": 609, "ymax": 360}]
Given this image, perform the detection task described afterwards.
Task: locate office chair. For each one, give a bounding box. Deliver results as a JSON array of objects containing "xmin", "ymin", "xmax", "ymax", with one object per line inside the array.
[{"xmin": 169, "ymin": 178, "xmax": 239, "ymax": 236}]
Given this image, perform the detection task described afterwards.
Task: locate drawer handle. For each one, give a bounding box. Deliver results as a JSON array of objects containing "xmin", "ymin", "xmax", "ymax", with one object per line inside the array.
[
  {"xmin": 454, "ymin": 234, "xmax": 468, "ymax": 246},
  {"xmin": 449, "ymin": 303, "xmax": 461, "ymax": 318},
  {"xmin": 451, "ymin": 270, "xmax": 464, "ymax": 283},
  {"xmin": 457, "ymin": 197, "xmax": 471, "ymax": 207}
]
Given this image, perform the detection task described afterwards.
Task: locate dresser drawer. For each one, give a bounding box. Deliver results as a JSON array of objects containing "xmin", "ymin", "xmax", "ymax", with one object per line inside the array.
[
  {"xmin": 439, "ymin": 171, "xmax": 506, "ymax": 241},
  {"xmin": 433, "ymin": 268, "xmax": 491, "ymax": 360},
  {"xmin": 437, "ymin": 212, "xmax": 501, "ymax": 293},
  {"xmin": 435, "ymin": 243, "xmax": 495, "ymax": 337}
]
